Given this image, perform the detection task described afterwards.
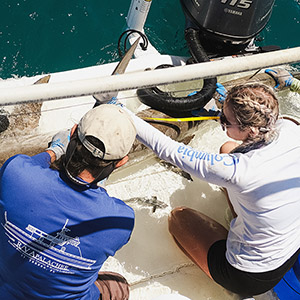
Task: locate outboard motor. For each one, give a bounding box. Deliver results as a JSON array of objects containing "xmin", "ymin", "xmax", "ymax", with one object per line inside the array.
[
  {"xmin": 136, "ymin": 0, "xmax": 277, "ymax": 116},
  {"xmin": 180, "ymin": 0, "xmax": 276, "ymax": 56}
]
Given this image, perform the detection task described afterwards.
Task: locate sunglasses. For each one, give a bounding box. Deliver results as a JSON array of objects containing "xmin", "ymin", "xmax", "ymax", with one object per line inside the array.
[{"xmin": 220, "ymin": 111, "xmax": 243, "ymax": 131}]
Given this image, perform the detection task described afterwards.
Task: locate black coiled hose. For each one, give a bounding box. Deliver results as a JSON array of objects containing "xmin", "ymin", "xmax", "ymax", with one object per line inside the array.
[{"xmin": 136, "ymin": 28, "xmax": 217, "ymax": 115}]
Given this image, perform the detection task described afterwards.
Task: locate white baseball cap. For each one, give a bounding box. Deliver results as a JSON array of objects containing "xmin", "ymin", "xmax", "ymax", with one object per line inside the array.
[{"xmin": 77, "ymin": 104, "xmax": 136, "ymax": 160}]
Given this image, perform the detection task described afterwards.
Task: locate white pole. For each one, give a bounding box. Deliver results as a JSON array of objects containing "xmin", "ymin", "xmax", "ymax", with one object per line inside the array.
[
  {"xmin": 125, "ymin": 0, "xmax": 159, "ymax": 57},
  {"xmin": 126, "ymin": 0, "xmax": 153, "ymax": 32},
  {"xmin": 0, "ymin": 47, "xmax": 300, "ymax": 106}
]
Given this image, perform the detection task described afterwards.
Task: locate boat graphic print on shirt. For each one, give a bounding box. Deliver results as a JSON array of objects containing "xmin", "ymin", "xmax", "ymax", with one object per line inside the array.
[{"xmin": 2, "ymin": 212, "xmax": 96, "ymax": 274}]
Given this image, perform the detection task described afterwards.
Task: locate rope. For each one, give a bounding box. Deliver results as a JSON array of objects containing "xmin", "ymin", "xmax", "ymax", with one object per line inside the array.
[
  {"xmin": 117, "ymin": 29, "xmax": 148, "ymax": 58},
  {"xmin": 143, "ymin": 116, "xmax": 220, "ymax": 122}
]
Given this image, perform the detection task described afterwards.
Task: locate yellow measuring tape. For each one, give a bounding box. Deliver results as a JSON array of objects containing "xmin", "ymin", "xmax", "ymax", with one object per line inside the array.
[{"xmin": 143, "ymin": 116, "xmax": 220, "ymax": 122}]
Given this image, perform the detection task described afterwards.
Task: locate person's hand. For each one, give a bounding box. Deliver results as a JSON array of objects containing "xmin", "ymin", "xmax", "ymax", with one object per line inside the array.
[
  {"xmin": 93, "ymin": 91, "xmax": 118, "ymax": 107},
  {"xmin": 265, "ymin": 68, "xmax": 294, "ymax": 90},
  {"xmin": 46, "ymin": 129, "xmax": 71, "ymax": 160},
  {"xmin": 215, "ymin": 83, "xmax": 227, "ymax": 104},
  {"xmin": 107, "ymin": 97, "xmax": 124, "ymax": 107}
]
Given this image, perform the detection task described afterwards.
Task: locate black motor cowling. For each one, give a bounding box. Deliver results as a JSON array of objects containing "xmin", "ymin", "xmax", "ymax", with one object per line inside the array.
[{"xmin": 180, "ymin": 0, "xmax": 275, "ymax": 55}]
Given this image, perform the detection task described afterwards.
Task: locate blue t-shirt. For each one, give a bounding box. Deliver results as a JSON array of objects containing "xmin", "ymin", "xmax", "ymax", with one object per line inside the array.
[{"xmin": 0, "ymin": 152, "xmax": 134, "ymax": 300}]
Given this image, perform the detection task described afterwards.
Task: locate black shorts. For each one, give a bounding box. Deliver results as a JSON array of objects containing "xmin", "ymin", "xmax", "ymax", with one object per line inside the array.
[{"xmin": 207, "ymin": 240, "xmax": 300, "ymax": 297}]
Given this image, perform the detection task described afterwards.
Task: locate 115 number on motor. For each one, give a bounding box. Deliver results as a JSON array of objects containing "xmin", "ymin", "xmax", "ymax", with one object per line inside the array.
[{"xmin": 220, "ymin": 0, "xmax": 252, "ymax": 9}]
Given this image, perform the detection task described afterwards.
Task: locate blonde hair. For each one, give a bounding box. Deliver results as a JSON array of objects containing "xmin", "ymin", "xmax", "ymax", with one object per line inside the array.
[{"xmin": 225, "ymin": 82, "xmax": 279, "ymax": 153}]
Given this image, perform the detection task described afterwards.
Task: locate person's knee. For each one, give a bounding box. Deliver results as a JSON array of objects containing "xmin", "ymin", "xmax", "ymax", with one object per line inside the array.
[
  {"xmin": 168, "ymin": 206, "xmax": 188, "ymax": 234},
  {"xmin": 169, "ymin": 206, "xmax": 188, "ymax": 220},
  {"xmin": 95, "ymin": 272, "xmax": 129, "ymax": 300}
]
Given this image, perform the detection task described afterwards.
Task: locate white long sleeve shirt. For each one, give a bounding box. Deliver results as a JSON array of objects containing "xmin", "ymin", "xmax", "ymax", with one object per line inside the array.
[{"xmin": 127, "ymin": 109, "xmax": 300, "ymax": 272}]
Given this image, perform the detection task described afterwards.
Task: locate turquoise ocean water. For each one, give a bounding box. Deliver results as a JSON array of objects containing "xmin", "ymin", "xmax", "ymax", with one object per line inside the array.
[{"xmin": 0, "ymin": 0, "xmax": 299, "ymax": 80}]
